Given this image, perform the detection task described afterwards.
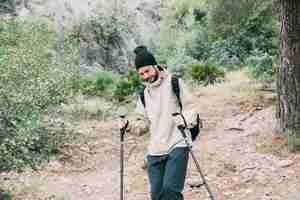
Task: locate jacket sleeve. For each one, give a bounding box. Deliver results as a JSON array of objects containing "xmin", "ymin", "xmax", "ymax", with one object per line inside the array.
[{"xmin": 178, "ymin": 79, "xmax": 199, "ymax": 128}]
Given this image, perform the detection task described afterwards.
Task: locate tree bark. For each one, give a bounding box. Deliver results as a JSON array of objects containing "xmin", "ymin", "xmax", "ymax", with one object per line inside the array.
[
  {"xmin": 7, "ymin": 0, "xmax": 15, "ymax": 14},
  {"xmin": 0, "ymin": 0, "xmax": 15, "ymax": 14},
  {"xmin": 277, "ymin": 0, "xmax": 300, "ymax": 149}
]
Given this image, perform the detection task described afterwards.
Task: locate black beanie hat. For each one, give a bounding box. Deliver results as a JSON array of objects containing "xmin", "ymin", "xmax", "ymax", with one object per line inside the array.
[{"xmin": 134, "ymin": 46, "xmax": 157, "ymax": 70}]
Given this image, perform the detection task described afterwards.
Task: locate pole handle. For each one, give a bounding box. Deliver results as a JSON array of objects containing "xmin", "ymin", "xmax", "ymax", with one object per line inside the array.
[
  {"xmin": 172, "ymin": 112, "xmax": 188, "ymax": 129},
  {"xmin": 119, "ymin": 114, "xmax": 129, "ymax": 141},
  {"xmin": 120, "ymin": 120, "xmax": 129, "ymax": 133}
]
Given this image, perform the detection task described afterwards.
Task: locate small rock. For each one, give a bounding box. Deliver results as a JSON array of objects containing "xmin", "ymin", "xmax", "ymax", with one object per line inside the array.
[
  {"xmin": 187, "ymin": 179, "xmax": 204, "ymax": 189},
  {"xmin": 278, "ymin": 160, "xmax": 294, "ymax": 168},
  {"xmin": 245, "ymin": 189, "xmax": 253, "ymax": 194},
  {"xmin": 49, "ymin": 160, "xmax": 63, "ymax": 170}
]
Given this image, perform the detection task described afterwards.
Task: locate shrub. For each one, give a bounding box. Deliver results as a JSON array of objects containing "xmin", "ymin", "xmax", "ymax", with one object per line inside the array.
[
  {"xmin": 187, "ymin": 63, "xmax": 224, "ymax": 84},
  {"xmin": 78, "ymin": 70, "xmax": 120, "ymax": 97},
  {"xmin": 0, "ymin": 120, "xmax": 75, "ymax": 170},
  {"xmin": 206, "ymin": 39, "xmax": 243, "ymax": 69},
  {"xmin": 206, "ymin": 0, "xmax": 277, "ymax": 63},
  {"xmin": 79, "ymin": 78, "xmax": 95, "ymax": 95},
  {"xmin": 149, "ymin": 0, "xmax": 200, "ymax": 67},
  {"xmin": 0, "ymin": 17, "xmax": 79, "ymax": 170},
  {"xmin": 77, "ymin": 69, "xmax": 141, "ymax": 102},
  {"xmin": 166, "ymin": 48, "xmax": 198, "ymax": 76},
  {"xmin": 113, "ymin": 80, "xmax": 133, "ymax": 101},
  {"xmin": 246, "ymin": 49, "xmax": 275, "ymax": 81},
  {"xmin": 0, "ymin": 189, "xmax": 12, "ymax": 200},
  {"xmin": 95, "ymin": 71, "xmax": 115, "ymax": 92},
  {"xmin": 113, "ymin": 69, "xmax": 142, "ymax": 101},
  {"xmin": 186, "ymin": 23, "xmax": 211, "ymax": 61},
  {"xmin": 127, "ymin": 69, "xmax": 143, "ymax": 90}
]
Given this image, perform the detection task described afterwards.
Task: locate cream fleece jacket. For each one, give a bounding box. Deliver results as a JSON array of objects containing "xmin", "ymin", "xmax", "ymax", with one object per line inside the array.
[{"xmin": 133, "ymin": 71, "xmax": 198, "ymax": 156}]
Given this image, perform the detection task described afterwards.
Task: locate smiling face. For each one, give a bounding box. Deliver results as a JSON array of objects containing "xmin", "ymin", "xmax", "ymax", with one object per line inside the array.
[{"xmin": 137, "ymin": 65, "xmax": 159, "ymax": 83}]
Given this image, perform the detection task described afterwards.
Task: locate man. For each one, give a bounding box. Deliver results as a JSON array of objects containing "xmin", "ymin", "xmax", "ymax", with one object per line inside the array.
[{"xmin": 121, "ymin": 46, "xmax": 197, "ymax": 200}]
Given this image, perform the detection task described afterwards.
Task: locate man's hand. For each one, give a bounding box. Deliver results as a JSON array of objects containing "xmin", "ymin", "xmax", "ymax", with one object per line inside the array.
[
  {"xmin": 172, "ymin": 113, "xmax": 186, "ymax": 127},
  {"xmin": 119, "ymin": 117, "xmax": 130, "ymax": 132}
]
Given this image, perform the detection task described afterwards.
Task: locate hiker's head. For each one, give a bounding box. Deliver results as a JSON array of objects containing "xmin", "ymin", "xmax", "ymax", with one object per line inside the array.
[
  {"xmin": 134, "ymin": 46, "xmax": 159, "ymax": 83},
  {"xmin": 137, "ymin": 65, "xmax": 159, "ymax": 83}
]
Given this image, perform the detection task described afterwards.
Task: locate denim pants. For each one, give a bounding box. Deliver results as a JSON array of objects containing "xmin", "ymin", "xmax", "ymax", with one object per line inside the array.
[{"xmin": 147, "ymin": 147, "xmax": 189, "ymax": 200}]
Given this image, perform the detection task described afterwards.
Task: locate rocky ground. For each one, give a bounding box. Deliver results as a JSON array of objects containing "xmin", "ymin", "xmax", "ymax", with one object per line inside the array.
[{"xmin": 1, "ymin": 71, "xmax": 300, "ymax": 200}]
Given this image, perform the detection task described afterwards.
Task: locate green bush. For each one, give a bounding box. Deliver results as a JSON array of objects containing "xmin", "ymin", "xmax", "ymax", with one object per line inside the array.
[
  {"xmin": 246, "ymin": 49, "xmax": 275, "ymax": 81},
  {"xmin": 206, "ymin": 39, "xmax": 243, "ymax": 69},
  {"xmin": 95, "ymin": 71, "xmax": 115, "ymax": 92},
  {"xmin": 127, "ymin": 69, "xmax": 143, "ymax": 89},
  {"xmin": 185, "ymin": 23, "xmax": 245, "ymax": 68},
  {"xmin": 149, "ymin": 0, "xmax": 201, "ymax": 67},
  {"xmin": 166, "ymin": 48, "xmax": 198, "ymax": 76},
  {"xmin": 0, "ymin": 121, "xmax": 75, "ymax": 170},
  {"xmin": 78, "ymin": 70, "xmax": 119, "ymax": 96},
  {"xmin": 206, "ymin": 0, "xmax": 277, "ymax": 62},
  {"xmin": 186, "ymin": 23, "xmax": 211, "ymax": 61},
  {"xmin": 0, "ymin": 17, "xmax": 79, "ymax": 170},
  {"xmin": 187, "ymin": 63, "xmax": 224, "ymax": 84},
  {"xmin": 77, "ymin": 69, "xmax": 141, "ymax": 101},
  {"xmin": 113, "ymin": 69, "xmax": 142, "ymax": 101},
  {"xmin": 113, "ymin": 80, "xmax": 133, "ymax": 101},
  {"xmin": 0, "ymin": 189, "xmax": 12, "ymax": 200},
  {"xmin": 79, "ymin": 78, "xmax": 95, "ymax": 94}
]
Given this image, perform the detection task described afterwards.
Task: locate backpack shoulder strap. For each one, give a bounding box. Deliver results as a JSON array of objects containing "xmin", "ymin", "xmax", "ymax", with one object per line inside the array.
[
  {"xmin": 139, "ymin": 86, "xmax": 146, "ymax": 107},
  {"xmin": 171, "ymin": 76, "xmax": 183, "ymax": 112}
]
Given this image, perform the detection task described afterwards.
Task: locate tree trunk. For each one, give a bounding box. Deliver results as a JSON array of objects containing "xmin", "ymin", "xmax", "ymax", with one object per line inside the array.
[
  {"xmin": 0, "ymin": 0, "xmax": 16, "ymax": 15},
  {"xmin": 7, "ymin": 0, "xmax": 16, "ymax": 14},
  {"xmin": 277, "ymin": 0, "xmax": 300, "ymax": 150}
]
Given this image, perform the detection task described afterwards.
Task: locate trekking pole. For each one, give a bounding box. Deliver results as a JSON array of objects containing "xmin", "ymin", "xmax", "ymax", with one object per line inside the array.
[
  {"xmin": 120, "ymin": 116, "xmax": 129, "ymax": 200},
  {"xmin": 173, "ymin": 113, "xmax": 215, "ymax": 200}
]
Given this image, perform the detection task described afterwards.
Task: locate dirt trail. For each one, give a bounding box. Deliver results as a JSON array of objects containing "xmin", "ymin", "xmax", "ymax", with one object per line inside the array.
[{"xmin": 1, "ymin": 71, "xmax": 300, "ymax": 200}]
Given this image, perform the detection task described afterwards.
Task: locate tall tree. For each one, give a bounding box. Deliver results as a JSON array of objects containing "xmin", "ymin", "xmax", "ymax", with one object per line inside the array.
[{"xmin": 277, "ymin": 0, "xmax": 300, "ymax": 150}]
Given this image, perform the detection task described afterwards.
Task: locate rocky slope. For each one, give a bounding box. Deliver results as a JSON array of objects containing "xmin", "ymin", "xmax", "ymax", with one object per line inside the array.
[{"xmin": 1, "ymin": 0, "xmax": 161, "ymax": 70}]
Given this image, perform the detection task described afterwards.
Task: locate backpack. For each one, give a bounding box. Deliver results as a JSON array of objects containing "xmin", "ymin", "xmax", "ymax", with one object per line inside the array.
[{"xmin": 139, "ymin": 76, "xmax": 202, "ymax": 141}]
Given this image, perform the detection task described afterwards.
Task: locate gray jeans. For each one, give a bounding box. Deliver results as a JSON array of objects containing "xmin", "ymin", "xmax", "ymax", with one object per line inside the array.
[{"xmin": 147, "ymin": 147, "xmax": 189, "ymax": 200}]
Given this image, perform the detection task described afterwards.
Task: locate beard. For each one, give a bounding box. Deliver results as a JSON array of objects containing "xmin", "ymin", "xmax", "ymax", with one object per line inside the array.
[{"xmin": 146, "ymin": 72, "xmax": 159, "ymax": 83}]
